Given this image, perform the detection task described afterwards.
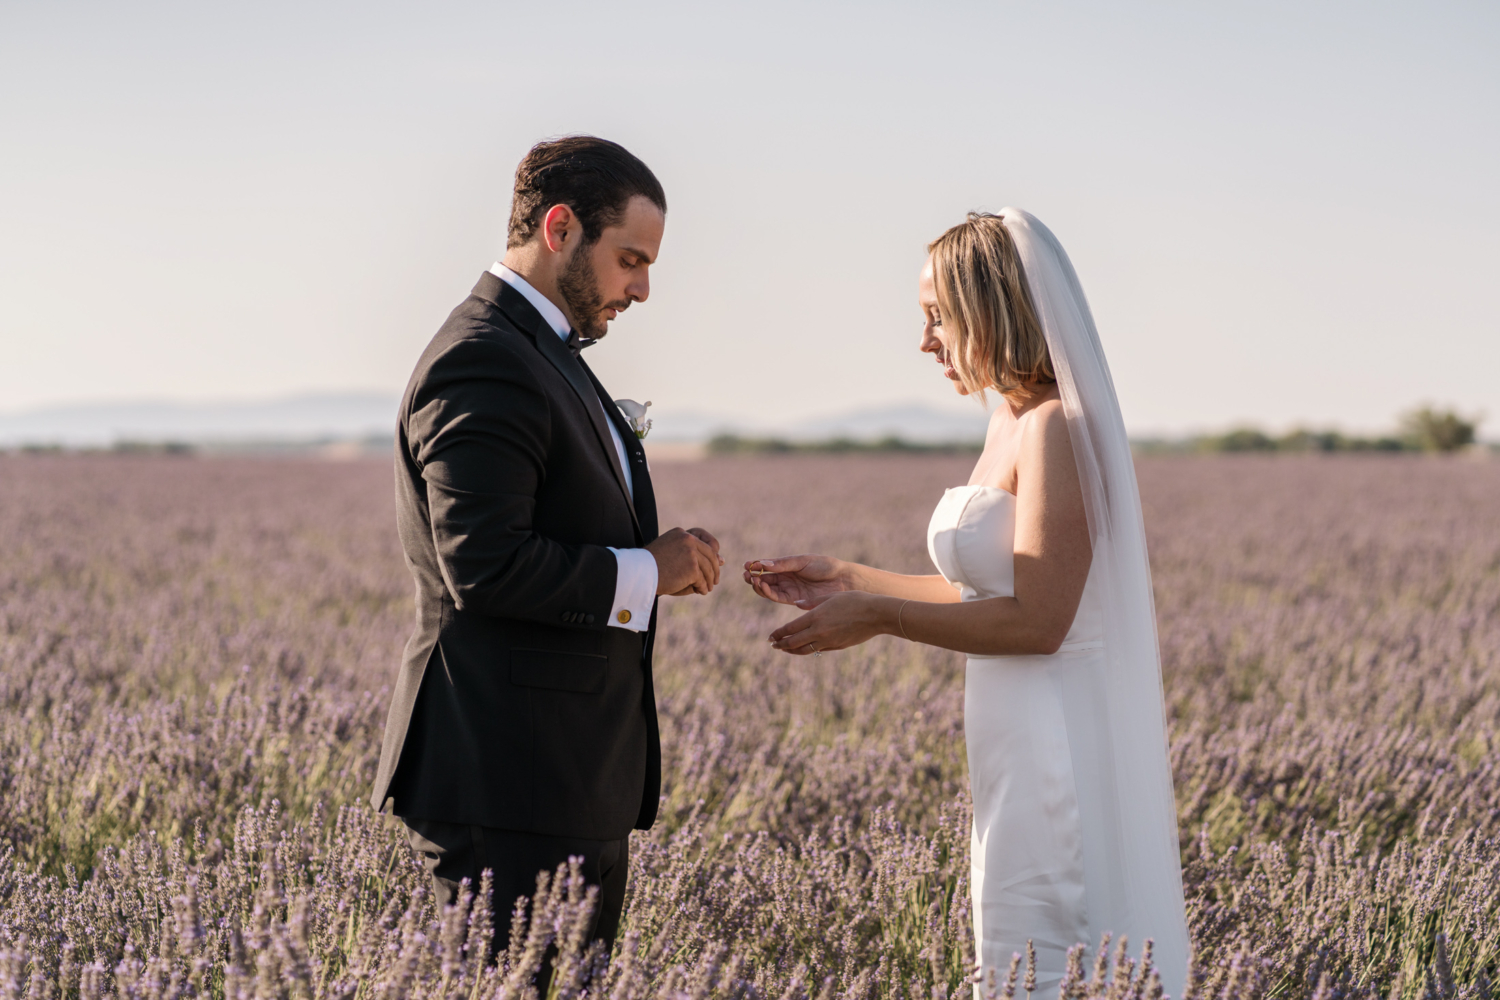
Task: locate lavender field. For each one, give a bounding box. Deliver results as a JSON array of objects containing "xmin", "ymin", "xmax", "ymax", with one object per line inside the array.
[{"xmin": 1, "ymin": 453, "xmax": 1498, "ymax": 999}]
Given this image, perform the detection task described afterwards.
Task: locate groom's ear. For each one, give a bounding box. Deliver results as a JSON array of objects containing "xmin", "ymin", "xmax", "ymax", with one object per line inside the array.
[{"xmin": 541, "ymin": 204, "xmax": 580, "ymax": 255}]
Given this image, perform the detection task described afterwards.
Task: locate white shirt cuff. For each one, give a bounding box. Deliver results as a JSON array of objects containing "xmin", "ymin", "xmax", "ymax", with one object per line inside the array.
[{"xmin": 606, "ymin": 547, "xmax": 657, "ymax": 631}]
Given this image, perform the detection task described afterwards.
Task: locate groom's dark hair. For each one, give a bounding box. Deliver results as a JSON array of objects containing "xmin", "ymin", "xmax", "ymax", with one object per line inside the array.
[{"xmin": 507, "ymin": 136, "xmax": 666, "ymax": 249}]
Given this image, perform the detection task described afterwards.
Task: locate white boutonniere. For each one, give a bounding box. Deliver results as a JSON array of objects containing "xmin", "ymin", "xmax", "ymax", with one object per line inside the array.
[{"xmin": 615, "ymin": 399, "xmax": 652, "ymax": 439}]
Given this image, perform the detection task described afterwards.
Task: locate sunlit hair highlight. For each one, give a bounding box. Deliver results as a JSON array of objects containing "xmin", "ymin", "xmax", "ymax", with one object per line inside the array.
[{"xmin": 927, "ymin": 212, "xmax": 1054, "ymax": 401}]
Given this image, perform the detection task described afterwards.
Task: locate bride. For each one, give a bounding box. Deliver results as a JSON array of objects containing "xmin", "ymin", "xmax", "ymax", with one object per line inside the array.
[{"xmin": 744, "ymin": 209, "xmax": 1189, "ymax": 994}]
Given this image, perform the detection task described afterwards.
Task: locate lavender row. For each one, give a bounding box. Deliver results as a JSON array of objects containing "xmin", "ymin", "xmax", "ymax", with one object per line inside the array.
[{"xmin": 0, "ymin": 453, "xmax": 1496, "ymax": 997}]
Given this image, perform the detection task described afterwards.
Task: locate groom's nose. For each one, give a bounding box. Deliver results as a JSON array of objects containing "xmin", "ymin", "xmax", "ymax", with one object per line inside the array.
[{"xmin": 627, "ymin": 270, "xmax": 650, "ymax": 304}]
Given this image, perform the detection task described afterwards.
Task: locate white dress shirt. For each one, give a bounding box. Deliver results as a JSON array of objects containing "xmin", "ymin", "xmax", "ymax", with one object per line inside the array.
[{"xmin": 490, "ymin": 262, "xmax": 657, "ymax": 632}]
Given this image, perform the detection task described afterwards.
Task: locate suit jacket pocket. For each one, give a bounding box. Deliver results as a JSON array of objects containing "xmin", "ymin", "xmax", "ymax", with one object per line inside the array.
[{"xmin": 509, "ymin": 649, "xmax": 608, "ymax": 694}]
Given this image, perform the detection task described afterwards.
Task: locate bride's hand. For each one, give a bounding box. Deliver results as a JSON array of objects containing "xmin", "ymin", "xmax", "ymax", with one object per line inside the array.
[
  {"xmin": 743, "ymin": 554, "xmax": 852, "ymax": 606},
  {"xmin": 767, "ymin": 592, "xmax": 887, "ymax": 655}
]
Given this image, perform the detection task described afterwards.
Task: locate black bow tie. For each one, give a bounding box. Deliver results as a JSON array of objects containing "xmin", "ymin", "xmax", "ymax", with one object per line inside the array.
[{"xmin": 564, "ymin": 329, "xmax": 598, "ymax": 357}]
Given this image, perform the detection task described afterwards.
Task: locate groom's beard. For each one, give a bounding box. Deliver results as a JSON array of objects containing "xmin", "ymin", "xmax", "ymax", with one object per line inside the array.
[{"xmin": 558, "ymin": 244, "xmax": 629, "ymax": 340}]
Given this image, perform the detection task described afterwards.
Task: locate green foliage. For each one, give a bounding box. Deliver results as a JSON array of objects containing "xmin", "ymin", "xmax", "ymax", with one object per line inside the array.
[
  {"xmin": 1400, "ymin": 406, "xmax": 1481, "ymax": 453},
  {"xmin": 1193, "ymin": 427, "xmax": 1412, "ymax": 454},
  {"xmin": 1133, "ymin": 406, "xmax": 1485, "ymax": 456}
]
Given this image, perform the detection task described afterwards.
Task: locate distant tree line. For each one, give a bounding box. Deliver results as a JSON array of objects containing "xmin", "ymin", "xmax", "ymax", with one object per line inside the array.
[
  {"xmin": 710, "ymin": 407, "xmax": 1485, "ymax": 458},
  {"xmin": 1135, "ymin": 406, "xmax": 1485, "ymax": 456},
  {"xmin": 18, "ymin": 413, "xmax": 1476, "ymax": 460},
  {"xmin": 707, "ymin": 434, "xmax": 982, "ymax": 456}
]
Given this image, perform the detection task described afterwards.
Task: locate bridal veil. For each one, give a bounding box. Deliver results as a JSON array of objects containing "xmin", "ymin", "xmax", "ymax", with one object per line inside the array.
[{"xmin": 999, "ymin": 208, "xmax": 1190, "ymax": 989}]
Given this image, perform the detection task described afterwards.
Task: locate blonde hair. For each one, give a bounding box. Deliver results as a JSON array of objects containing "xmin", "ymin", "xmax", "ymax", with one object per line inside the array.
[{"xmin": 927, "ymin": 212, "xmax": 1054, "ymax": 401}]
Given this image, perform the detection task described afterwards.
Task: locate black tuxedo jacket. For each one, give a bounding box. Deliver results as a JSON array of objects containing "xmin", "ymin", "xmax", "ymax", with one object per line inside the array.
[{"xmin": 371, "ymin": 272, "xmax": 661, "ymax": 840}]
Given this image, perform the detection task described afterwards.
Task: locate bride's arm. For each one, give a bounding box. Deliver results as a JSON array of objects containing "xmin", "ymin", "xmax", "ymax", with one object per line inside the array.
[
  {"xmin": 744, "ymin": 554, "xmax": 961, "ymax": 604},
  {"xmin": 768, "ymin": 402, "xmax": 1091, "ymax": 656},
  {"xmin": 850, "ymin": 565, "xmax": 964, "ymax": 602}
]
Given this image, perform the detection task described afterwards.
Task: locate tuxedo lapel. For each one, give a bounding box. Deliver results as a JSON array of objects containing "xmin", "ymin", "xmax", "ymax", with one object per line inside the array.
[
  {"xmin": 470, "ymin": 274, "xmax": 640, "ymax": 537},
  {"xmin": 581, "ymin": 359, "xmax": 659, "ymax": 542}
]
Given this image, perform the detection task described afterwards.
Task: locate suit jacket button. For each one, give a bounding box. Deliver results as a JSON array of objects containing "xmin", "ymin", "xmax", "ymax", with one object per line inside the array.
[
  {"xmin": 561, "ymin": 612, "xmax": 572, "ymax": 622},
  {"xmin": 616, "ymin": 609, "xmax": 632, "ymax": 624},
  {"xmin": 585, "ymin": 614, "xmax": 595, "ymax": 624}
]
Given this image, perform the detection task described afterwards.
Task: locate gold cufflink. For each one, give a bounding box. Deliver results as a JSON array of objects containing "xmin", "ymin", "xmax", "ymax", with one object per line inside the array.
[{"xmin": 617, "ymin": 609, "xmax": 632, "ymax": 624}]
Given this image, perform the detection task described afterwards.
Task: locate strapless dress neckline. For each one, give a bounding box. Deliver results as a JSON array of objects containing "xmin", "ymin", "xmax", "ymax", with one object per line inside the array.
[
  {"xmin": 926, "ymin": 485, "xmax": 1103, "ymax": 652},
  {"xmin": 951, "ymin": 484, "xmax": 1015, "ymax": 497}
]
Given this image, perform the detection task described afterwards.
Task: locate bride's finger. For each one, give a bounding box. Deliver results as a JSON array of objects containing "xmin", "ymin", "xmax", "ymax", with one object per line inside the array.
[
  {"xmin": 756, "ymin": 577, "xmax": 797, "ymax": 605},
  {"xmin": 771, "ymin": 623, "xmax": 823, "ymax": 652},
  {"xmin": 747, "ymin": 556, "xmax": 807, "ymax": 576},
  {"xmin": 774, "ymin": 636, "xmax": 818, "ymax": 655},
  {"xmin": 769, "ymin": 612, "xmax": 815, "ymax": 643},
  {"xmin": 785, "ymin": 631, "xmax": 831, "ymax": 655},
  {"xmin": 768, "ymin": 624, "xmax": 801, "ymax": 649}
]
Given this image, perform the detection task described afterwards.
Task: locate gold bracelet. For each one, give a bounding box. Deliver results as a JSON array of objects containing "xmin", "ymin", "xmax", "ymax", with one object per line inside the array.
[{"xmin": 897, "ymin": 599, "xmax": 912, "ymax": 641}]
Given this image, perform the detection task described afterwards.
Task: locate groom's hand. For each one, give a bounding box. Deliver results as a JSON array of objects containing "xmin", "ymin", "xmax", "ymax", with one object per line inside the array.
[{"xmin": 648, "ymin": 527, "xmax": 724, "ymax": 596}]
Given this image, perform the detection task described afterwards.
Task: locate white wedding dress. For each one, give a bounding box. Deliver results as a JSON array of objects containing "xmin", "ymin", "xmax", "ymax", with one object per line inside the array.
[
  {"xmin": 923, "ymin": 209, "xmax": 1190, "ymax": 996},
  {"xmin": 929, "ymin": 485, "xmax": 1105, "ymax": 991}
]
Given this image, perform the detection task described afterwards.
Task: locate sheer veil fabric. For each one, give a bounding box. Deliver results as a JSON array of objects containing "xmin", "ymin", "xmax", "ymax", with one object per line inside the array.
[{"xmin": 999, "ymin": 208, "xmax": 1190, "ymax": 989}]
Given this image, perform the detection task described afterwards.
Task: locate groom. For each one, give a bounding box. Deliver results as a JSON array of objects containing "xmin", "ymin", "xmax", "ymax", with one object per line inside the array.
[{"xmin": 371, "ymin": 136, "xmax": 722, "ymax": 962}]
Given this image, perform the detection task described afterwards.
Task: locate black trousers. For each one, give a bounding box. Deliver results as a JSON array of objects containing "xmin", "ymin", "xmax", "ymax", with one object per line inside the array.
[{"xmin": 402, "ymin": 818, "xmax": 629, "ymax": 963}]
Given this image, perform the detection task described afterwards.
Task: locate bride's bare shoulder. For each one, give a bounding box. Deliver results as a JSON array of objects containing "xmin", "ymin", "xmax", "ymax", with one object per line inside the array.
[
  {"xmin": 1021, "ymin": 396, "xmax": 1068, "ymax": 439},
  {"xmin": 1017, "ymin": 397, "xmax": 1076, "ymax": 470}
]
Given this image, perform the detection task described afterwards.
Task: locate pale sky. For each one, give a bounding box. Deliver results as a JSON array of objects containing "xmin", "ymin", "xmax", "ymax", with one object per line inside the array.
[{"xmin": 2, "ymin": 0, "xmax": 1496, "ymax": 435}]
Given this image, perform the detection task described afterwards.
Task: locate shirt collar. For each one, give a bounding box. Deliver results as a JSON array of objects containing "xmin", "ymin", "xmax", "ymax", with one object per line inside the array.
[{"xmin": 489, "ymin": 262, "xmax": 570, "ymax": 342}]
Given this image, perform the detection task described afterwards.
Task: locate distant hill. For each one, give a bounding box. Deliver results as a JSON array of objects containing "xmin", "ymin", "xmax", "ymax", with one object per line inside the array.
[
  {"xmin": 649, "ymin": 402, "xmax": 990, "ymax": 445},
  {"xmin": 0, "ymin": 393, "xmax": 399, "ymax": 448},
  {"xmin": 792, "ymin": 403, "xmax": 989, "ymax": 443},
  {"xmin": 0, "ymin": 393, "xmax": 989, "ymax": 449}
]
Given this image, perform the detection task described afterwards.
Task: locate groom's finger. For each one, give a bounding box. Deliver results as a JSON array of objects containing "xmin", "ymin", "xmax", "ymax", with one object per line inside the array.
[
  {"xmin": 689, "ymin": 537, "xmax": 719, "ymax": 590},
  {"xmin": 693, "ymin": 537, "xmax": 720, "ymax": 587},
  {"xmin": 688, "ymin": 528, "xmax": 723, "ymax": 564}
]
